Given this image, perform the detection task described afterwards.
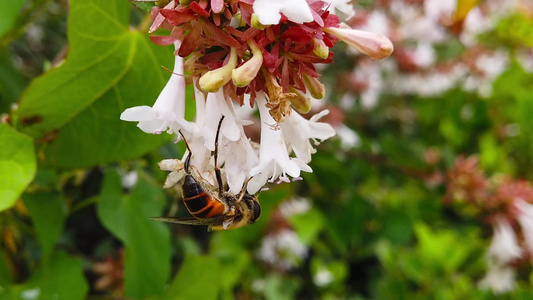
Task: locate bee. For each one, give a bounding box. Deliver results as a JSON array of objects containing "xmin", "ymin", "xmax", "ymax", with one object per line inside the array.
[{"xmin": 150, "ymin": 116, "xmax": 261, "ymax": 231}]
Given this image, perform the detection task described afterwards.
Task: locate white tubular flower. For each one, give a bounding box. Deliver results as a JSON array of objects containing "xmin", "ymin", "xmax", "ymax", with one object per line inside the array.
[
  {"xmin": 253, "ymin": 0, "xmax": 313, "ymax": 25},
  {"xmin": 176, "ymin": 86, "xmax": 256, "ymax": 191},
  {"xmin": 120, "ymin": 41, "xmax": 185, "ymax": 134},
  {"xmin": 280, "ymin": 109, "xmax": 335, "ymax": 164},
  {"xmin": 203, "ymin": 91, "xmax": 243, "ymax": 151},
  {"xmin": 221, "ymin": 134, "xmax": 258, "ymax": 194},
  {"xmin": 488, "ymin": 217, "xmax": 522, "ymax": 264},
  {"xmin": 514, "ymin": 199, "xmax": 533, "ymax": 252},
  {"xmin": 219, "ymin": 100, "xmax": 259, "ymax": 194},
  {"xmin": 185, "ymin": 86, "xmax": 213, "ymax": 175},
  {"xmin": 248, "ymin": 94, "xmax": 306, "ymax": 194}
]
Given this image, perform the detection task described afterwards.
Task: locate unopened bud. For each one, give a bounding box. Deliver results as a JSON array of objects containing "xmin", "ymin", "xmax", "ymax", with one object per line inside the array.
[
  {"xmin": 156, "ymin": 0, "xmax": 171, "ymax": 7},
  {"xmin": 230, "ymin": 11, "xmax": 247, "ymax": 28},
  {"xmin": 251, "ymin": 13, "xmax": 268, "ymax": 30},
  {"xmin": 288, "ymin": 87, "xmax": 311, "ymax": 114},
  {"xmin": 303, "ymin": 74, "xmax": 325, "ymax": 99},
  {"xmin": 312, "ymin": 39, "xmax": 329, "ymax": 59},
  {"xmin": 199, "ymin": 48, "xmax": 238, "ymax": 92},
  {"xmin": 211, "ymin": 0, "xmax": 224, "ymax": 13},
  {"xmin": 179, "ymin": 0, "xmax": 193, "ymax": 5},
  {"xmin": 323, "ymin": 27, "xmax": 394, "ymax": 60},
  {"xmin": 232, "ymin": 40, "xmax": 263, "ymax": 87}
]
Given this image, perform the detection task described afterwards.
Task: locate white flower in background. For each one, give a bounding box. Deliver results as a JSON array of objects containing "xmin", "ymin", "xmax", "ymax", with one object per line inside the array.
[
  {"xmin": 314, "ymin": 267, "xmax": 334, "ymax": 287},
  {"xmin": 279, "ymin": 197, "xmax": 311, "ymax": 217},
  {"xmin": 324, "ymin": 0, "xmax": 355, "ymax": 19},
  {"xmin": 488, "ymin": 217, "xmax": 522, "ymax": 264},
  {"xmin": 460, "ymin": 8, "xmax": 491, "ymax": 46},
  {"xmin": 120, "ymin": 41, "xmax": 186, "ymax": 135},
  {"xmin": 257, "ymin": 229, "xmax": 308, "ymax": 270},
  {"xmin": 353, "ymin": 10, "xmax": 390, "ymax": 38},
  {"xmin": 336, "ymin": 124, "xmax": 360, "ymax": 150},
  {"xmin": 351, "ymin": 59, "xmax": 383, "ymax": 108},
  {"xmin": 412, "ymin": 42, "xmax": 436, "ymax": 69},
  {"xmin": 517, "ymin": 49, "xmax": 533, "ymax": 73},
  {"xmin": 248, "ymin": 94, "xmax": 310, "ymax": 194},
  {"xmin": 20, "ymin": 288, "xmax": 41, "ymax": 300},
  {"xmin": 280, "ymin": 109, "xmax": 335, "ymax": 164},
  {"xmin": 479, "ymin": 217, "xmax": 523, "ymax": 294},
  {"xmin": 423, "ymin": 0, "xmax": 456, "ymax": 21},
  {"xmin": 477, "ymin": 51, "xmax": 509, "ymax": 79},
  {"xmin": 120, "ymin": 171, "xmax": 138, "ymax": 189},
  {"xmin": 478, "ymin": 262, "xmax": 516, "ymax": 294},
  {"xmin": 391, "ymin": 65, "xmax": 467, "ymax": 96},
  {"xmin": 253, "ymin": 0, "xmax": 313, "ymax": 25},
  {"xmin": 515, "ymin": 199, "xmax": 533, "ymax": 252}
]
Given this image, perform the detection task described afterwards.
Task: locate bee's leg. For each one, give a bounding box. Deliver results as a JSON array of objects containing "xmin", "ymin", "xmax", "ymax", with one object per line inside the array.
[
  {"xmin": 236, "ymin": 177, "xmax": 253, "ymax": 203},
  {"xmin": 178, "ymin": 130, "xmax": 192, "ymax": 174},
  {"xmin": 214, "ymin": 116, "xmax": 225, "ymax": 194}
]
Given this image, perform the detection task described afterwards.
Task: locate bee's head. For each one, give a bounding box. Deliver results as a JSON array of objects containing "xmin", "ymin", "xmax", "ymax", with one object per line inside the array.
[
  {"xmin": 208, "ymin": 194, "xmax": 261, "ymax": 231},
  {"xmin": 251, "ymin": 199, "xmax": 261, "ymax": 223}
]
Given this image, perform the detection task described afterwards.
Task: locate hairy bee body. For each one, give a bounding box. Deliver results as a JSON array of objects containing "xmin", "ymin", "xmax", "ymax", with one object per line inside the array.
[{"xmin": 182, "ymin": 174, "xmax": 227, "ymax": 219}]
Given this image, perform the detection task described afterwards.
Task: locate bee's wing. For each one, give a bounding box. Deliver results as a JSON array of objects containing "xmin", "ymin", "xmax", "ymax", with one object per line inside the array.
[
  {"xmin": 149, "ymin": 217, "xmax": 209, "ymax": 225},
  {"xmin": 149, "ymin": 216, "xmax": 226, "ymax": 226}
]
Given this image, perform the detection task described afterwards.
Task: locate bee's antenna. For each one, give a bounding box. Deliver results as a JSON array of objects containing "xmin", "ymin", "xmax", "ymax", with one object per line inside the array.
[
  {"xmin": 214, "ymin": 116, "xmax": 225, "ymax": 194},
  {"xmin": 179, "ymin": 130, "xmax": 192, "ymax": 174}
]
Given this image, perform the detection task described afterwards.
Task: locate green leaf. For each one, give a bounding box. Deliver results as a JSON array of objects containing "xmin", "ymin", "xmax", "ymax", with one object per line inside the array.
[
  {"xmin": 0, "ymin": 247, "xmax": 11, "ymax": 286},
  {"xmin": 0, "ymin": 0, "xmax": 25, "ymax": 38},
  {"xmin": 0, "ymin": 124, "xmax": 36, "ymax": 211},
  {"xmin": 413, "ymin": 223, "xmax": 475, "ymax": 275},
  {"xmin": 264, "ymin": 275, "xmax": 301, "ymax": 300},
  {"xmin": 289, "ymin": 208, "xmax": 324, "ymax": 245},
  {"xmin": 11, "ymin": 251, "xmax": 88, "ymax": 300},
  {"xmin": 23, "ymin": 192, "xmax": 67, "ymax": 258},
  {"xmin": 380, "ymin": 208, "xmax": 413, "ymax": 245},
  {"xmin": 97, "ymin": 169, "xmax": 171, "ymax": 299},
  {"xmin": 13, "ymin": 0, "xmax": 173, "ymax": 168},
  {"xmin": 209, "ymin": 239, "xmax": 251, "ymax": 296},
  {"xmin": 0, "ymin": 51, "xmax": 28, "ymax": 113},
  {"xmin": 164, "ymin": 255, "xmax": 222, "ymax": 300},
  {"xmin": 131, "ymin": 0, "xmax": 157, "ymax": 12}
]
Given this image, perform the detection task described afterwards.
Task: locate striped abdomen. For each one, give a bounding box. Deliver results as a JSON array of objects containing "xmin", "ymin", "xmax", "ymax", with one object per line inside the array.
[{"xmin": 182, "ymin": 175, "xmax": 226, "ymax": 219}]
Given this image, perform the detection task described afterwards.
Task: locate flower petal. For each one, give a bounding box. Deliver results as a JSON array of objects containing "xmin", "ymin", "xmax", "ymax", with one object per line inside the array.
[
  {"xmin": 253, "ymin": 0, "xmax": 313, "ymax": 25},
  {"xmin": 281, "ymin": 109, "xmax": 335, "ymax": 163}
]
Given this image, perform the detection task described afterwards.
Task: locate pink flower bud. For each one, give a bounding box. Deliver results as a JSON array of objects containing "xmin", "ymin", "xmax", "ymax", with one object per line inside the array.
[{"xmin": 323, "ymin": 27, "xmax": 394, "ymax": 60}]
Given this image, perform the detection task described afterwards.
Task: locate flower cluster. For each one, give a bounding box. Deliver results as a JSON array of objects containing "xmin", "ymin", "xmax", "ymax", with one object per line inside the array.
[
  {"xmin": 121, "ymin": 0, "xmax": 393, "ymax": 195},
  {"xmin": 335, "ymin": 0, "xmax": 533, "ymax": 108},
  {"xmin": 444, "ymin": 156, "xmax": 533, "ymax": 293}
]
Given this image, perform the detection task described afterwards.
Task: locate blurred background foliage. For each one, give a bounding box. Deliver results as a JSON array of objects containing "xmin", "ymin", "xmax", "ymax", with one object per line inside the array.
[{"xmin": 1, "ymin": 0, "xmax": 533, "ymax": 299}]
